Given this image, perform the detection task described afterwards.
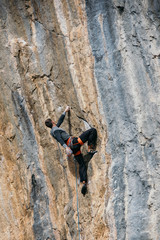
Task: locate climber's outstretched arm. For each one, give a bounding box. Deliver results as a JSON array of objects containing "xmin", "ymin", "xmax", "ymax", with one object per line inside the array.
[
  {"xmin": 56, "ymin": 112, "xmax": 66, "ymax": 127},
  {"xmin": 56, "ymin": 106, "xmax": 70, "ymax": 127}
]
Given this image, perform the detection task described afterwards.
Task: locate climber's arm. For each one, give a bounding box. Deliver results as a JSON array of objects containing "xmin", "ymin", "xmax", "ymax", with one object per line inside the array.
[
  {"xmin": 56, "ymin": 112, "xmax": 66, "ymax": 127},
  {"xmin": 56, "ymin": 106, "xmax": 70, "ymax": 127}
]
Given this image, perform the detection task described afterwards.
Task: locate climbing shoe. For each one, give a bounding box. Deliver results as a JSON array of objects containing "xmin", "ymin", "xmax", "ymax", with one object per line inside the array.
[
  {"xmin": 81, "ymin": 183, "xmax": 87, "ymax": 196},
  {"xmin": 88, "ymin": 145, "xmax": 96, "ymax": 153},
  {"xmin": 88, "ymin": 150, "xmax": 97, "ymax": 156}
]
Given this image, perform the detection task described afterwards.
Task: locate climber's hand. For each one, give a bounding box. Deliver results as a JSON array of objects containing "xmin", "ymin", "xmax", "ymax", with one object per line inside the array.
[
  {"xmin": 65, "ymin": 106, "xmax": 70, "ymax": 112},
  {"xmin": 66, "ymin": 146, "xmax": 73, "ymax": 156}
]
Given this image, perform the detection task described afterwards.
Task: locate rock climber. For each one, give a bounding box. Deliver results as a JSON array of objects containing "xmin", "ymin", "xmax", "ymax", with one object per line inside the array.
[{"xmin": 45, "ymin": 106, "xmax": 97, "ymax": 196}]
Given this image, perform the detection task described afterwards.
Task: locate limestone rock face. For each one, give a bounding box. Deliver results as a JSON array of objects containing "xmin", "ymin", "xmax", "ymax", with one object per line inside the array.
[{"xmin": 0, "ymin": 0, "xmax": 160, "ymax": 239}]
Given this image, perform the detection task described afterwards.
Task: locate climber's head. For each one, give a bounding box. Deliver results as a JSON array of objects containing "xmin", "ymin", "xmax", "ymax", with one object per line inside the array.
[{"xmin": 45, "ymin": 118, "xmax": 56, "ymax": 128}]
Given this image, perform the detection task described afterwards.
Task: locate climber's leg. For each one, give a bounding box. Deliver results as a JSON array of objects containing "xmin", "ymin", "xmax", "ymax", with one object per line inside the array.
[
  {"xmin": 74, "ymin": 153, "xmax": 88, "ymax": 196},
  {"xmin": 74, "ymin": 153, "xmax": 87, "ymax": 183},
  {"xmin": 78, "ymin": 128, "xmax": 97, "ymax": 152}
]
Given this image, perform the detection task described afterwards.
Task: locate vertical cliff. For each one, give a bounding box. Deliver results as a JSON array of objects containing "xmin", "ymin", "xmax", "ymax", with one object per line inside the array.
[
  {"xmin": 85, "ymin": 0, "xmax": 160, "ymax": 239},
  {"xmin": 0, "ymin": 0, "xmax": 160, "ymax": 239}
]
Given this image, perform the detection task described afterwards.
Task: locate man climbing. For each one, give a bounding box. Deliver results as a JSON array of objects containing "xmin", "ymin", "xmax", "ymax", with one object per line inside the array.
[{"xmin": 45, "ymin": 106, "xmax": 97, "ymax": 196}]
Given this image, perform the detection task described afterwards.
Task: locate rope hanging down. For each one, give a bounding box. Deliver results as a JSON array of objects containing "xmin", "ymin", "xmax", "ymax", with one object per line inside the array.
[
  {"xmin": 68, "ymin": 110, "xmax": 80, "ymax": 239},
  {"xmin": 74, "ymin": 157, "xmax": 81, "ymax": 240}
]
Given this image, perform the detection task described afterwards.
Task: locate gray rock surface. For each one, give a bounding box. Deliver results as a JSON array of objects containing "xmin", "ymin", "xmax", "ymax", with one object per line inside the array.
[
  {"xmin": 86, "ymin": 0, "xmax": 160, "ymax": 239},
  {"xmin": 0, "ymin": 0, "xmax": 160, "ymax": 239}
]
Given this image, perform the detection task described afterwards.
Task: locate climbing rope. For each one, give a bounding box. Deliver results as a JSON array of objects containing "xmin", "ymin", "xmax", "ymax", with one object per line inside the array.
[
  {"xmin": 68, "ymin": 111, "xmax": 81, "ymax": 239},
  {"xmin": 74, "ymin": 157, "xmax": 81, "ymax": 240}
]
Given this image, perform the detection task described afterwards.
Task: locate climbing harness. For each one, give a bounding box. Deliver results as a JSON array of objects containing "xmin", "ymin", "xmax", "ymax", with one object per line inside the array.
[
  {"xmin": 66, "ymin": 136, "xmax": 84, "ymax": 148},
  {"xmin": 74, "ymin": 157, "xmax": 81, "ymax": 240},
  {"xmin": 77, "ymin": 137, "xmax": 84, "ymax": 146},
  {"xmin": 66, "ymin": 137, "xmax": 84, "ymax": 157},
  {"xmin": 66, "ymin": 136, "xmax": 74, "ymax": 148},
  {"xmin": 74, "ymin": 150, "xmax": 81, "ymax": 156}
]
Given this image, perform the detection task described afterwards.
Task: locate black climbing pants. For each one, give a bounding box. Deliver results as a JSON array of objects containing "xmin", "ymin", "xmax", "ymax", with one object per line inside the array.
[
  {"xmin": 71, "ymin": 128, "xmax": 97, "ymax": 183},
  {"xmin": 79, "ymin": 127, "xmax": 97, "ymax": 147}
]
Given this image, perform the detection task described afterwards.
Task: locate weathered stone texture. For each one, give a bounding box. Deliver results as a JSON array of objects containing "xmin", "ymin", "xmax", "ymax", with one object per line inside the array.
[
  {"xmin": 0, "ymin": 0, "xmax": 160, "ymax": 239},
  {"xmin": 85, "ymin": 0, "xmax": 160, "ymax": 239}
]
